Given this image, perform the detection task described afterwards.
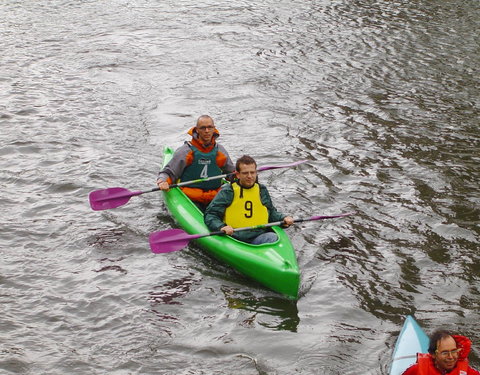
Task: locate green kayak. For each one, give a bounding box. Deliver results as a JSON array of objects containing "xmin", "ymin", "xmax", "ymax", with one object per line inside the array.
[{"xmin": 161, "ymin": 146, "xmax": 300, "ymax": 299}]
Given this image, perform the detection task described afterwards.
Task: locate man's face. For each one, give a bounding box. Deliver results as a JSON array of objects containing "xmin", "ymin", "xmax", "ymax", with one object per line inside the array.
[
  {"xmin": 236, "ymin": 163, "xmax": 257, "ymax": 188},
  {"xmin": 433, "ymin": 336, "xmax": 460, "ymax": 372},
  {"xmin": 196, "ymin": 118, "xmax": 215, "ymax": 144}
]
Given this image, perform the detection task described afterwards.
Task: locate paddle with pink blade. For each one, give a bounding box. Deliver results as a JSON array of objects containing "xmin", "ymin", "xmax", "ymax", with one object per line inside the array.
[
  {"xmin": 149, "ymin": 212, "xmax": 356, "ymax": 254},
  {"xmin": 89, "ymin": 160, "xmax": 307, "ymax": 211}
]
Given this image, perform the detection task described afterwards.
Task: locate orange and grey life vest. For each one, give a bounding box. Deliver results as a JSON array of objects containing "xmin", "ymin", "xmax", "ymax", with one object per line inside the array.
[
  {"xmin": 224, "ymin": 182, "xmax": 268, "ymax": 228},
  {"xmin": 180, "ymin": 144, "xmax": 223, "ymax": 190},
  {"xmin": 417, "ymin": 353, "xmax": 469, "ymax": 375}
]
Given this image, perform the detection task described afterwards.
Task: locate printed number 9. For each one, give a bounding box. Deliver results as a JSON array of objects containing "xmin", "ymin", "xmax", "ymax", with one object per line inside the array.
[{"xmin": 244, "ymin": 201, "xmax": 253, "ymax": 218}]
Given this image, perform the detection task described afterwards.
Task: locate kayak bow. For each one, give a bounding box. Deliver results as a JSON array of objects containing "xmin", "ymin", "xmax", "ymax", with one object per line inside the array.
[{"xmin": 390, "ymin": 315, "xmax": 429, "ymax": 375}]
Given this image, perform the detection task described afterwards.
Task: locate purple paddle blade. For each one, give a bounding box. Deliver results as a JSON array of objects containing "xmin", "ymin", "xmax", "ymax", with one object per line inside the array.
[
  {"xmin": 149, "ymin": 228, "xmax": 204, "ymax": 254},
  {"xmin": 89, "ymin": 187, "xmax": 141, "ymax": 211}
]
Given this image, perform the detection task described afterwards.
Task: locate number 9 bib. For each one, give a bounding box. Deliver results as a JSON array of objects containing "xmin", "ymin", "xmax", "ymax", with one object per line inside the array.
[{"xmin": 224, "ymin": 183, "xmax": 269, "ymax": 228}]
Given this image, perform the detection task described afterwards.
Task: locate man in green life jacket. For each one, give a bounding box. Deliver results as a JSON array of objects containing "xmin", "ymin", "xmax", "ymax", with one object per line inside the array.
[
  {"xmin": 156, "ymin": 115, "xmax": 235, "ymax": 211},
  {"xmin": 204, "ymin": 155, "xmax": 294, "ymax": 244}
]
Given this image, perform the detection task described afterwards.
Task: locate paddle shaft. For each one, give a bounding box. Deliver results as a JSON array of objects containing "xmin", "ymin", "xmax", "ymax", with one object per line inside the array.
[
  {"xmin": 149, "ymin": 212, "xmax": 356, "ymax": 254},
  {"xmin": 140, "ymin": 160, "xmax": 309, "ymax": 194},
  {"xmin": 168, "ymin": 160, "xmax": 307, "ymax": 189},
  {"xmin": 89, "ymin": 160, "xmax": 307, "ymax": 211},
  {"xmin": 205, "ymin": 220, "xmax": 284, "ymax": 238},
  {"xmin": 169, "ymin": 172, "xmax": 233, "ymax": 189},
  {"xmin": 105, "ymin": 173, "xmax": 234, "ymax": 197},
  {"xmin": 198, "ymin": 213, "xmax": 354, "ymax": 239}
]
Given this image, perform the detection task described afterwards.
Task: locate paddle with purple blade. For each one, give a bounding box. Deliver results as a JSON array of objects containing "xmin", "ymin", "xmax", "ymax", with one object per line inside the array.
[
  {"xmin": 149, "ymin": 212, "xmax": 356, "ymax": 254},
  {"xmin": 89, "ymin": 160, "xmax": 308, "ymax": 211}
]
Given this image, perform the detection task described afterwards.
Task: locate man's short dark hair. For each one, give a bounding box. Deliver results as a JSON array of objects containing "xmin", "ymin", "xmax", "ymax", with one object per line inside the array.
[{"xmin": 236, "ymin": 155, "xmax": 257, "ymax": 172}]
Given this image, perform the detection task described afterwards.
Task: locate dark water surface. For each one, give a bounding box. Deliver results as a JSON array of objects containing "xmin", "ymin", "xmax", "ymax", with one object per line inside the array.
[{"xmin": 1, "ymin": 1, "xmax": 479, "ymax": 374}]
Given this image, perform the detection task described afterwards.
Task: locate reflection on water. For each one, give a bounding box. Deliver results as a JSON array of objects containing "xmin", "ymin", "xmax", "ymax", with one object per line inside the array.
[
  {"xmin": 94, "ymin": 264, "xmax": 128, "ymax": 274},
  {"xmin": 148, "ymin": 274, "xmax": 198, "ymax": 306},
  {"xmin": 87, "ymin": 227, "xmax": 126, "ymax": 248},
  {"xmin": 221, "ymin": 286, "xmax": 300, "ymax": 332}
]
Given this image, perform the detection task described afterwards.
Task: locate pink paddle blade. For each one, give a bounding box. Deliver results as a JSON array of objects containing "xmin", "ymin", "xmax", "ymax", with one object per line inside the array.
[
  {"xmin": 89, "ymin": 187, "xmax": 141, "ymax": 211},
  {"xmin": 149, "ymin": 229, "xmax": 203, "ymax": 254}
]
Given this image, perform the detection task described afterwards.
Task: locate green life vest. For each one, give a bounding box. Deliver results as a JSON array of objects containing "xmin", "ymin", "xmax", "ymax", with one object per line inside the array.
[
  {"xmin": 180, "ymin": 144, "xmax": 223, "ymax": 190},
  {"xmin": 224, "ymin": 182, "xmax": 269, "ymax": 228}
]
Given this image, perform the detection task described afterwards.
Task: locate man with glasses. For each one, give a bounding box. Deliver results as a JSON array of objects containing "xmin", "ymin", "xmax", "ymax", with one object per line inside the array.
[
  {"xmin": 157, "ymin": 115, "xmax": 234, "ymax": 211},
  {"xmin": 402, "ymin": 330, "xmax": 479, "ymax": 374},
  {"xmin": 204, "ymin": 155, "xmax": 294, "ymax": 244}
]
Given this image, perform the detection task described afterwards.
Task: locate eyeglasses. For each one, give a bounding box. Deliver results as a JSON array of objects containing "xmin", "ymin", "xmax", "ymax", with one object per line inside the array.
[
  {"xmin": 436, "ymin": 348, "xmax": 462, "ymax": 357},
  {"xmin": 197, "ymin": 125, "xmax": 215, "ymax": 131}
]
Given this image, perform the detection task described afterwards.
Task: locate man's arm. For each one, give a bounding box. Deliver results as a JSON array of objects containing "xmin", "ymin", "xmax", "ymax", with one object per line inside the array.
[
  {"xmin": 204, "ymin": 186, "xmax": 233, "ymax": 231},
  {"xmin": 217, "ymin": 145, "xmax": 235, "ymax": 174},
  {"xmin": 157, "ymin": 144, "xmax": 190, "ymax": 188}
]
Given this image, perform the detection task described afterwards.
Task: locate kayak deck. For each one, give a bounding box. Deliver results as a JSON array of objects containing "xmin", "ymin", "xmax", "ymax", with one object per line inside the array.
[
  {"xmin": 161, "ymin": 146, "xmax": 300, "ymax": 299},
  {"xmin": 390, "ymin": 315, "xmax": 429, "ymax": 375}
]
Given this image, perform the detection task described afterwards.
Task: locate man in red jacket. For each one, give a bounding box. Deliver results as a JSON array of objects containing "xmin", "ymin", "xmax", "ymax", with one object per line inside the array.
[{"xmin": 403, "ymin": 330, "xmax": 480, "ymax": 375}]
